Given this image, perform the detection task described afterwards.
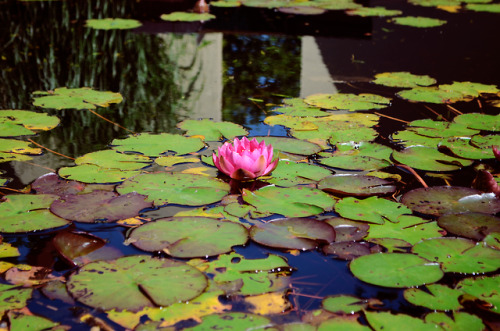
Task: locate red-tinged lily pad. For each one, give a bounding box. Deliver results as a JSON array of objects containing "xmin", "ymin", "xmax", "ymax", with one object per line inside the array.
[
  {"xmin": 401, "ymin": 186, "xmax": 500, "ymax": 216},
  {"xmin": 349, "ymin": 253, "xmax": 443, "ymax": 288},
  {"xmin": 50, "ymin": 191, "xmax": 152, "ymax": 223},
  {"xmin": 323, "ymin": 217, "xmax": 369, "ymax": 242},
  {"xmin": 0, "ymin": 194, "xmax": 69, "ymax": 233},
  {"xmin": 53, "ymin": 231, "xmax": 106, "ymax": 266},
  {"xmin": 437, "ymin": 213, "xmax": 500, "ymax": 240},
  {"xmin": 32, "ymin": 172, "xmax": 85, "ymax": 196},
  {"xmin": 128, "ymin": 217, "xmax": 248, "ymax": 258},
  {"xmin": 249, "ymin": 218, "xmax": 335, "ymax": 250},
  {"xmin": 318, "ymin": 175, "xmax": 396, "ymax": 197},
  {"xmin": 323, "ymin": 242, "xmax": 372, "ymax": 260},
  {"xmin": 67, "ymin": 255, "xmax": 207, "ymax": 312}
]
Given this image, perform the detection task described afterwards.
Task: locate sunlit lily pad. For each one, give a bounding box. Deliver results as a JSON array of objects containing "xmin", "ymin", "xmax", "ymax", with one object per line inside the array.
[
  {"xmin": 397, "ymin": 82, "xmax": 498, "ymax": 103},
  {"xmin": 59, "ymin": 164, "xmax": 141, "ymax": 183},
  {"xmin": 50, "ymin": 191, "xmax": 152, "ymax": 223},
  {"xmin": 86, "ymin": 18, "xmax": 142, "ymax": 30},
  {"xmin": 8, "ymin": 311, "xmax": 59, "ymax": 330},
  {"xmin": 117, "ymin": 173, "xmax": 230, "ymax": 206},
  {"xmin": 188, "ymin": 312, "xmax": 271, "ymax": 330},
  {"xmin": 268, "ymin": 160, "xmax": 332, "ymax": 187},
  {"xmin": 349, "ymin": 253, "xmax": 443, "ymax": 288},
  {"xmin": 273, "ymin": 98, "xmax": 329, "ymax": 117},
  {"xmin": 404, "ymin": 284, "xmax": 463, "ymax": 311},
  {"xmin": 456, "ymin": 275, "xmax": 500, "ymax": 315},
  {"xmin": 0, "ymin": 242, "xmax": 20, "ymax": 259},
  {"xmin": 467, "ymin": 3, "xmax": 500, "ymax": 12},
  {"xmin": 52, "ymin": 231, "xmax": 106, "ymax": 266},
  {"xmin": 372, "ymin": 72, "xmax": 436, "ymax": 88},
  {"xmin": 242, "ymin": 185, "xmax": 336, "ymax": 217},
  {"xmin": 318, "ymin": 317, "xmax": 371, "ymax": 331},
  {"xmin": 160, "ymin": 12, "xmax": 215, "ymax": 22},
  {"xmin": 32, "ymin": 87, "xmax": 123, "ymax": 110},
  {"xmin": 392, "ymin": 16, "xmax": 446, "ymax": 28},
  {"xmin": 155, "ymin": 155, "xmax": 200, "ymax": 167},
  {"xmin": 425, "ymin": 312, "xmax": 484, "ymax": 331},
  {"xmin": 67, "ymin": 255, "xmax": 207, "ymax": 311},
  {"xmin": 392, "ymin": 146, "xmax": 473, "ymax": 171},
  {"xmin": 406, "ymin": 119, "xmax": 479, "ymax": 138},
  {"xmin": 254, "ymin": 136, "xmax": 322, "ymax": 155},
  {"xmin": 177, "ymin": 119, "xmax": 248, "ymax": 141},
  {"xmin": 75, "ymin": 150, "xmax": 152, "ymax": 170},
  {"xmin": 335, "ymin": 196, "xmax": 412, "ymax": 224},
  {"xmin": 318, "ymin": 175, "xmax": 396, "ymax": 197},
  {"xmin": 0, "ymin": 284, "xmax": 33, "ymax": 315},
  {"xmin": 438, "ymin": 212, "xmax": 500, "ymax": 240},
  {"xmin": 471, "ymin": 134, "xmax": 500, "ymax": 149},
  {"xmin": 401, "ymin": 186, "xmax": 500, "ymax": 215},
  {"xmin": 391, "ymin": 130, "xmax": 442, "ymax": 147},
  {"xmin": 0, "ymin": 152, "xmax": 32, "ymax": 163},
  {"xmin": 365, "ymin": 311, "xmax": 437, "ymax": 331},
  {"xmin": 347, "ymin": 6, "xmax": 402, "ymax": 17},
  {"xmin": 249, "ymin": 218, "xmax": 335, "ymax": 250},
  {"xmin": 440, "ymin": 138, "xmax": 495, "ymax": 160},
  {"xmin": 278, "ymin": 6, "xmax": 326, "ymax": 15},
  {"xmin": 0, "ymin": 139, "xmax": 41, "ymax": 155},
  {"xmin": 304, "ymin": 93, "xmax": 391, "ymax": 111},
  {"xmin": 0, "ymin": 194, "xmax": 69, "ymax": 233},
  {"xmin": 322, "ymin": 295, "xmax": 379, "ymax": 314},
  {"xmin": 128, "ymin": 217, "xmax": 248, "ymax": 258},
  {"xmin": 111, "ymin": 133, "xmax": 204, "ymax": 156},
  {"xmin": 319, "ymin": 142, "xmax": 392, "ymax": 171},
  {"xmin": 0, "ymin": 110, "xmax": 60, "ymax": 136},
  {"xmin": 412, "ymin": 237, "xmax": 500, "ymax": 274},
  {"xmin": 453, "ymin": 113, "xmax": 500, "ymax": 131}
]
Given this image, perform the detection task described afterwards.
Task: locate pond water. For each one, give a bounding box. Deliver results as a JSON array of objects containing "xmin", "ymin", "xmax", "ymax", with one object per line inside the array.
[{"xmin": 0, "ymin": 0, "xmax": 500, "ymax": 330}]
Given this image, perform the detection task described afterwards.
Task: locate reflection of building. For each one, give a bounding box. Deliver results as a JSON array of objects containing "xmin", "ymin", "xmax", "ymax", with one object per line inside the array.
[{"xmin": 300, "ymin": 36, "xmax": 337, "ymax": 98}]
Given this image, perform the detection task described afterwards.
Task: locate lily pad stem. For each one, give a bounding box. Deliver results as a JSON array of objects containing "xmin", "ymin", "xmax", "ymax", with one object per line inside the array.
[
  {"xmin": 446, "ymin": 105, "xmax": 463, "ymax": 115},
  {"xmin": 373, "ymin": 112, "xmax": 408, "ymax": 124},
  {"xmin": 396, "ymin": 164, "xmax": 428, "ymax": 188},
  {"xmin": 423, "ymin": 105, "xmax": 449, "ymax": 122},
  {"xmin": 28, "ymin": 139, "xmax": 74, "ymax": 160},
  {"xmin": 86, "ymin": 109, "xmax": 136, "ymax": 134}
]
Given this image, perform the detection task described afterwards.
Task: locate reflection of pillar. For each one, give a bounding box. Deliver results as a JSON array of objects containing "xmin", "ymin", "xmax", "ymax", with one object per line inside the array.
[
  {"xmin": 160, "ymin": 32, "xmax": 222, "ymax": 121},
  {"xmin": 300, "ymin": 36, "xmax": 337, "ymax": 98}
]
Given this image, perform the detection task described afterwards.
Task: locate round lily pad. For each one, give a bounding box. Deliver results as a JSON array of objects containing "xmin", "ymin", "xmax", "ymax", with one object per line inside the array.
[
  {"xmin": 392, "ymin": 16, "xmax": 446, "ymax": 28},
  {"xmin": 412, "ymin": 237, "xmax": 500, "ymax": 274},
  {"xmin": 75, "ymin": 150, "xmax": 152, "ymax": 170},
  {"xmin": 392, "ymin": 146, "xmax": 473, "ymax": 171},
  {"xmin": 323, "ymin": 217, "xmax": 369, "ymax": 242},
  {"xmin": 365, "ymin": 311, "xmax": 436, "ymax": 331},
  {"xmin": 456, "ymin": 275, "xmax": 500, "ymax": 315},
  {"xmin": 117, "ymin": 172, "xmax": 230, "ymax": 206},
  {"xmin": 268, "ymin": 160, "xmax": 332, "ymax": 187},
  {"xmin": 453, "ymin": 113, "xmax": 500, "ymax": 131},
  {"xmin": 111, "ymin": 133, "xmax": 205, "ymax": 157},
  {"xmin": 404, "ymin": 284, "xmax": 463, "ymax": 311},
  {"xmin": 85, "ymin": 18, "xmax": 142, "ymax": 30},
  {"xmin": 304, "ymin": 93, "xmax": 391, "ymax": 111},
  {"xmin": 32, "ymin": 87, "xmax": 123, "ymax": 110},
  {"xmin": 335, "ymin": 196, "xmax": 412, "ymax": 224},
  {"xmin": 31, "ymin": 173, "xmax": 85, "ymax": 196},
  {"xmin": 372, "ymin": 72, "xmax": 436, "ymax": 88},
  {"xmin": 177, "ymin": 119, "xmax": 248, "ymax": 141},
  {"xmin": 50, "ymin": 191, "xmax": 153, "ymax": 223},
  {"xmin": 349, "ymin": 253, "xmax": 443, "ymax": 288},
  {"xmin": 128, "ymin": 217, "xmax": 248, "ymax": 258},
  {"xmin": 67, "ymin": 255, "xmax": 207, "ymax": 311},
  {"xmin": 323, "ymin": 242, "xmax": 372, "ymax": 260},
  {"xmin": 0, "ymin": 110, "xmax": 60, "ymax": 136},
  {"xmin": 322, "ymin": 295, "xmax": 372, "ymax": 314},
  {"xmin": 160, "ymin": 12, "xmax": 215, "ymax": 22},
  {"xmin": 401, "ymin": 186, "xmax": 500, "ymax": 216},
  {"xmin": 318, "ymin": 175, "xmax": 396, "ymax": 197},
  {"xmin": 437, "ymin": 213, "xmax": 500, "ymax": 240},
  {"xmin": 249, "ymin": 218, "xmax": 335, "ymax": 250},
  {"xmin": 253, "ymin": 136, "xmax": 322, "ymax": 155},
  {"xmin": 58, "ymin": 164, "xmax": 141, "ymax": 184},
  {"xmin": 188, "ymin": 312, "xmax": 271, "ymax": 330}
]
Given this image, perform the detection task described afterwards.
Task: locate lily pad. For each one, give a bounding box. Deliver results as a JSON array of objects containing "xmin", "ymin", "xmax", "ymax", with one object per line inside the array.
[
  {"xmin": 242, "ymin": 185, "xmax": 336, "ymax": 217},
  {"xmin": 412, "ymin": 237, "xmax": 500, "ymax": 274},
  {"xmin": 0, "ymin": 138, "xmax": 41, "ymax": 155},
  {"xmin": 392, "ymin": 146, "xmax": 473, "ymax": 171},
  {"xmin": 467, "ymin": 3, "xmax": 500, "ymax": 12},
  {"xmin": 187, "ymin": 312, "xmax": 271, "ymax": 330},
  {"xmin": 437, "ymin": 212, "xmax": 500, "ymax": 240},
  {"xmin": 268, "ymin": 160, "xmax": 332, "ymax": 187},
  {"xmin": 67, "ymin": 255, "xmax": 207, "ymax": 311},
  {"xmin": 401, "ymin": 186, "xmax": 500, "ymax": 216},
  {"xmin": 0, "ymin": 110, "xmax": 60, "ymax": 136},
  {"xmin": 50, "ymin": 191, "xmax": 152, "ymax": 223},
  {"xmin": 318, "ymin": 175, "xmax": 396, "ymax": 197},
  {"xmin": 404, "ymin": 284, "xmax": 463, "ymax": 311},
  {"xmin": 253, "ymin": 136, "xmax": 323, "ymax": 155},
  {"xmin": 304, "ymin": 93, "xmax": 391, "ymax": 111},
  {"xmin": 111, "ymin": 133, "xmax": 205, "ymax": 156},
  {"xmin": 335, "ymin": 196, "xmax": 412, "ymax": 224},
  {"xmin": 347, "ymin": 7, "xmax": 403, "ymax": 17},
  {"xmin": 0, "ymin": 284, "xmax": 33, "ymax": 315},
  {"xmin": 319, "ymin": 142, "xmax": 392, "ymax": 171},
  {"xmin": 273, "ymin": 98, "xmax": 329, "ymax": 117},
  {"xmin": 31, "ymin": 173, "xmax": 85, "ymax": 196},
  {"xmin": 372, "ymin": 72, "xmax": 436, "ymax": 88},
  {"xmin": 322, "ymin": 295, "xmax": 377, "ymax": 314},
  {"xmin": 249, "ymin": 218, "xmax": 335, "ymax": 250},
  {"xmin": 425, "ymin": 312, "xmax": 484, "ymax": 331},
  {"xmin": 392, "ymin": 16, "xmax": 447, "ymax": 28},
  {"xmin": 440, "ymin": 138, "xmax": 495, "ymax": 160},
  {"xmin": 323, "ymin": 217, "xmax": 369, "ymax": 242},
  {"xmin": 456, "ymin": 275, "xmax": 500, "ymax": 314},
  {"xmin": 0, "ymin": 194, "xmax": 69, "ymax": 233},
  {"xmin": 177, "ymin": 119, "xmax": 248, "ymax": 141},
  {"xmin": 406, "ymin": 119, "xmax": 480, "ymax": 138},
  {"xmin": 52, "ymin": 231, "xmax": 106, "ymax": 265},
  {"xmin": 323, "ymin": 242, "xmax": 372, "ymax": 260},
  {"xmin": 86, "ymin": 18, "xmax": 142, "ymax": 30},
  {"xmin": 75, "ymin": 150, "xmax": 152, "ymax": 170},
  {"xmin": 391, "ymin": 130, "xmax": 442, "ymax": 147},
  {"xmin": 32, "ymin": 87, "xmax": 123, "ymax": 110},
  {"xmin": 59, "ymin": 164, "xmax": 141, "ymax": 183},
  {"xmin": 8, "ymin": 312, "xmax": 59, "ymax": 330},
  {"xmin": 365, "ymin": 311, "xmax": 437, "ymax": 331},
  {"xmin": 453, "ymin": 113, "xmax": 500, "ymax": 131},
  {"xmin": 128, "ymin": 217, "xmax": 248, "ymax": 258},
  {"xmin": 117, "ymin": 173, "xmax": 230, "ymax": 206},
  {"xmin": 349, "ymin": 253, "xmax": 443, "ymax": 288},
  {"xmin": 160, "ymin": 12, "xmax": 215, "ymax": 22}
]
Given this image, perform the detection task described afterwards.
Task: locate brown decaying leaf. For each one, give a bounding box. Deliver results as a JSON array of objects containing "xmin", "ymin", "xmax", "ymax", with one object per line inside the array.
[
  {"xmin": 472, "ymin": 170, "xmax": 500, "ymax": 197},
  {"xmin": 5, "ymin": 266, "xmax": 64, "ymax": 287}
]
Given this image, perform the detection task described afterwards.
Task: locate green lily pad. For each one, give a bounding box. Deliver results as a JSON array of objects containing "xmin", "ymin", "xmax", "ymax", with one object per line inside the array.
[
  {"xmin": 392, "ymin": 146, "xmax": 473, "ymax": 171},
  {"xmin": 0, "ymin": 194, "xmax": 69, "ymax": 233},
  {"xmin": 437, "ymin": 212, "xmax": 500, "ymax": 240},
  {"xmin": 425, "ymin": 312, "xmax": 485, "ymax": 331},
  {"xmin": 401, "ymin": 186, "xmax": 500, "ymax": 216},
  {"xmin": 372, "ymin": 72, "xmax": 436, "ymax": 88},
  {"xmin": 322, "ymin": 295, "xmax": 376, "ymax": 314},
  {"xmin": 483, "ymin": 232, "xmax": 500, "ymax": 250},
  {"xmin": 75, "ymin": 150, "xmax": 152, "ymax": 170},
  {"xmin": 0, "ymin": 139, "xmax": 42, "ymax": 155},
  {"xmin": 319, "ymin": 142, "xmax": 392, "ymax": 171},
  {"xmin": 32, "ymin": 87, "xmax": 123, "ymax": 110},
  {"xmin": 366, "ymin": 215, "xmax": 444, "ymax": 245},
  {"xmin": 0, "ymin": 284, "xmax": 33, "ymax": 315},
  {"xmin": 304, "ymin": 93, "xmax": 391, "ymax": 111},
  {"xmin": 249, "ymin": 217, "xmax": 335, "ymax": 250},
  {"xmin": 391, "ymin": 130, "xmax": 442, "ymax": 147},
  {"xmin": 440, "ymin": 138, "xmax": 495, "ymax": 160},
  {"xmin": 253, "ymin": 136, "xmax": 322, "ymax": 155},
  {"xmin": 350, "ymin": 253, "xmax": 443, "ymax": 288},
  {"xmin": 467, "ymin": 3, "xmax": 500, "ymax": 12},
  {"xmin": 319, "ymin": 175, "xmax": 396, "ymax": 197},
  {"xmin": 365, "ymin": 311, "xmax": 437, "ymax": 331},
  {"xmin": 155, "ymin": 155, "xmax": 200, "ymax": 167},
  {"xmin": 128, "ymin": 217, "xmax": 248, "ymax": 258},
  {"xmin": 456, "ymin": 275, "xmax": 500, "ymax": 314},
  {"xmin": 279, "ymin": 6, "xmax": 326, "ymax": 15},
  {"xmin": 471, "ymin": 134, "xmax": 500, "ymax": 149},
  {"xmin": 335, "ymin": 196, "xmax": 412, "ymax": 224},
  {"xmin": 404, "ymin": 284, "xmax": 463, "ymax": 311},
  {"xmin": 454, "ymin": 113, "xmax": 500, "ymax": 131},
  {"xmin": 0, "ymin": 110, "xmax": 60, "ymax": 136},
  {"xmin": 273, "ymin": 98, "xmax": 329, "ymax": 117},
  {"xmin": 8, "ymin": 312, "xmax": 59, "ymax": 331},
  {"xmin": 0, "ymin": 242, "xmax": 20, "ymax": 258},
  {"xmin": 347, "ymin": 6, "xmax": 403, "ymax": 17},
  {"xmin": 177, "ymin": 119, "xmax": 248, "ymax": 141},
  {"xmin": 67, "ymin": 255, "xmax": 207, "ymax": 311},
  {"xmin": 117, "ymin": 173, "xmax": 230, "ymax": 206},
  {"xmin": 59, "ymin": 164, "xmax": 141, "ymax": 183},
  {"xmin": 268, "ymin": 160, "xmax": 332, "ymax": 187},
  {"xmin": 392, "ymin": 16, "xmax": 447, "ymax": 28},
  {"xmin": 406, "ymin": 119, "xmax": 480, "ymax": 138},
  {"xmin": 160, "ymin": 12, "xmax": 215, "ymax": 22},
  {"xmin": 440, "ymin": 81, "xmax": 499, "ymax": 97},
  {"xmin": 111, "ymin": 133, "xmax": 204, "ymax": 157},
  {"xmin": 85, "ymin": 18, "xmax": 142, "ymax": 30},
  {"xmin": 412, "ymin": 237, "xmax": 500, "ymax": 274},
  {"xmin": 397, "ymin": 86, "xmax": 466, "ymax": 104},
  {"xmin": 0, "ymin": 152, "xmax": 33, "ymax": 163},
  {"xmin": 187, "ymin": 312, "xmax": 271, "ymax": 330},
  {"xmin": 50, "ymin": 191, "xmax": 152, "ymax": 223},
  {"xmin": 242, "ymin": 185, "xmax": 336, "ymax": 218},
  {"xmin": 366, "ymin": 238, "xmax": 412, "ymax": 253},
  {"xmin": 318, "ymin": 317, "xmax": 371, "ymax": 331}
]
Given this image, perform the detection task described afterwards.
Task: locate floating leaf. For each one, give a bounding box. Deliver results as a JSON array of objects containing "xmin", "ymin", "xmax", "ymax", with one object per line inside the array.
[
  {"xmin": 254, "ymin": 136, "xmax": 323, "ymax": 155},
  {"xmin": 31, "ymin": 173, "xmax": 85, "ymax": 196},
  {"xmin": 401, "ymin": 186, "xmax": 500, "ymax": 216},
  {"xmin": 453, "ymin": 113, "xmax": 500, "ymax": 131},
  {"xmin": 32, "ymin": 87, "xmax": 123, "ymax": 110},
  {"xmin": 350, "ymin": 253, "xmax": 443, "ymax": 288},
  {"xmin": 0, "ymin": 110, "xmax": 60, "ymax": 136},
  {"xmin": 412, "ymin": 237, "xmax": 500, "ymax": 274},
  {"xmin": 323, "ymin": 242, "xmax": 372, "ymax": 260},
  {"xmin": 425, "ymin": 311, "xmax": 485, "ymax": 331},
  {"xmin": 273, "ymin": 98, "xmax": 329, "ymax": 117},
  {"xmin": 155, "ymin": 155, "xmax": 200, "ymax": 167},
  {"xmin": 347, "ymin": 6, "xmax": 403, "ymax": 17},
  {"xmin": 323, "ymin": 217, "xmax": 369, "ymax": 242},
  {"xmin": 242, "ymin": 185, "xmax": 336, "ymax": 217},
  {"xmin": 404, "ymin": 284, "xmax": 463, "ymax": 311},
  {"xmin": 456, "ymin": 275, "xmax": 500, "ymax": 314},
  {"xmin": 304, "ymin": 93, "xmax": 391, "ymax": 111},
  {"xmin": 0, "ymin": 194, "xmax": 69, "ymax": 233},
  {"xmin": 249, "ymin": 218, "xmax": 335, "ymax": 250},
  {"xmin": 245, "ymin": 291, "xmax": 290, "ymax": 315},
  {"xmin": 111, "ymin": 133, "xmax": 204, "ymax": 156},
  {"xmin": 440, "ymin": 138, "xmax": 495, "ymax": 160},
  {"xmin": 391, "ymin": 129, "xmax": 442, "ymax": 147},
  {"xmin": 117, "ymin": 173, "xmax": 229, "ymax": 206},
  {"xmin": 0, "ymin": 284, "xmax": 33, "ymax": 315},
  {"xmin": 8, "ymin": 311, "xmax": 59, "ymax": 330},
  {"xmin": 437, "ymin": 212, "xmax": 500, "ymax": 240},
  {"xmin": 372, "ymin": 72, "xmax": 436, "ymax": 88},
  {"xmin": 67, "ymin": 255, "xmax": 207, "ymax": 311},
  {"xmin": 335, "ymin": 196, "xmax": 412, "ymax": 224},
  {"xmin": 177, "ymin": 119, "xmax": 248, "ymax": 141},
  {"xmin": 75, "ymin": 150, "xmax": 152, "ymax": 170},
  {"xmin": 53, "ymin": 231, "xmax": 107, "ymax": 266},
  {"xmin": 128, "ymin": 217, "xmax": 248, "ymax": 258},
  {"xmin": 85, "ymin": 18, "xmax": 142, "ymax": 30},
  {"xmin": 406, "ymin": 119, "xmax": 479, "ymax": 138},
  {"xmin": 467, "ymin": 3, "xmax": 500, "ymax": 12},
  {"xmin": 319, "ymin": 142, "xmax": 392, "ymax": 171},
  {"xmin": 160, "ymin": 12, "xmax": 215, "ymax": 22},
  {"xmin": 188, "ymin": 312, "xmax": 271, "ymax": 330},
  {"xmin": 0, "ymin": 152, "xmax": 32, "ymax": 163},
  {"xmin": 392, "ymin": 146, "xmax": 473, "ymax": 171},
  {"xmin": 318, "ymin": 316, "xmax": 371, "ymax": 331},
  {"xmin": 319, "ymin": 175, "xmax": 396, "ymax": 197},
  {"xmin": 0, "ymin": 138, "xmax": 41, "ymax": 155},
  {"xmin": 322, "ymin": 295, "xmax": 380, "ymax": 314},
  {"xmin": 365, "ymin": 311, "xmax": 437, "ymax": 331},
  {"xmin": 58, "ymin": 164, "xmax": 141, "ymax": 183},
  {"xmin": 392, "ymin": 16, "xmax": 447, "ymax": 28},
  {"xmin": 268, "ymin": 160, "xmax": 332, "ymax": 187},
  {"xmin": 0, "ymin": 242, "xmax": 20, "ymax": 258}
]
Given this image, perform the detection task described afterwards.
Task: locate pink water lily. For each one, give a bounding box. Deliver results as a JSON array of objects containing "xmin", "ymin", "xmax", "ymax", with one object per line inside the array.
[{"xmin": 213, "ymin": 137, "xmax": 279, "ymax": 180}]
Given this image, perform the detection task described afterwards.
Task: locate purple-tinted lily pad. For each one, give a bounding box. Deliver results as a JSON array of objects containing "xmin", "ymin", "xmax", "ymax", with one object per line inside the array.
[
  {"xmin": 437, "ymin": 213, "xmax": 500, "ymax": 241},
  {"xmin": 50, "ymin": 191, "xmax": 153, "ymax": 223},
  {"xmin": 53, "ymin": 231, "xmax": 106, "ymax": 265},
  {"xmin": 249, "ymin": 218, "xmax": 335, "ymax": 250},
  {"xmin": 323, "ymin": 242, "xmax": 372, "ymax": 260},
  {"xmin": 323, "ymin": 217, "xmax": 369, "ymax": 242},
  {"xmin": 31, "ymin": 173, "xmax": 85, "ymax": 196},
  {"xmin": 401, "ymin": 186, "xmax": 500, "ymax": 216},
  {"xmin": 318, "ymin": 175, "xmax": 396, "ymax": 197}
]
